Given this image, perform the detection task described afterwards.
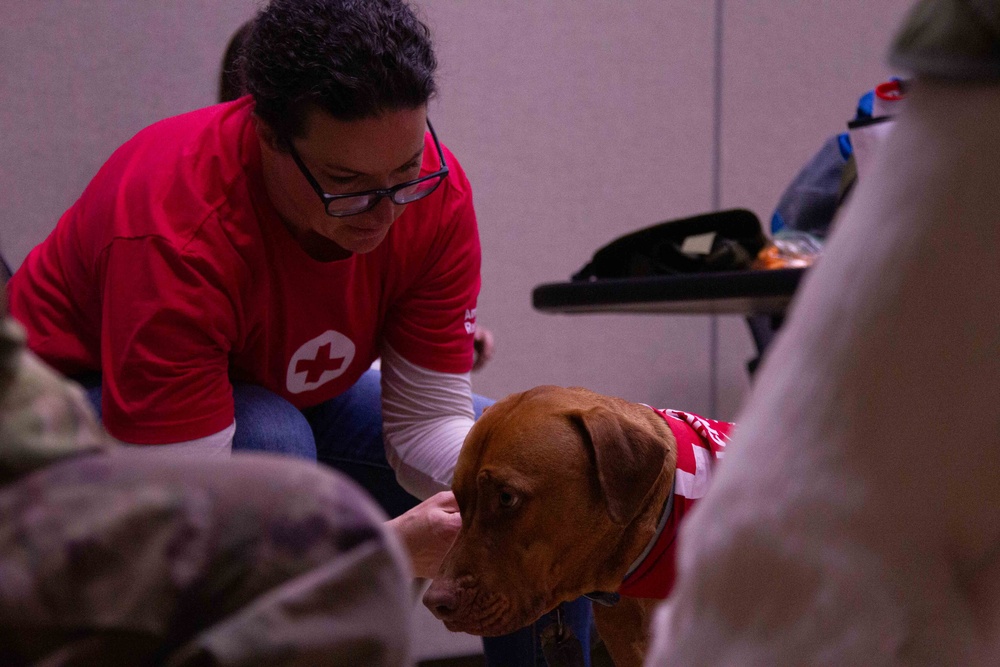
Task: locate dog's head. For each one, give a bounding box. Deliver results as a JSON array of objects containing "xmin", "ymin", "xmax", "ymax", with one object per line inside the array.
[{"xmin": 423, "ymin": 385, "xmax": 675, "ymax": 636}]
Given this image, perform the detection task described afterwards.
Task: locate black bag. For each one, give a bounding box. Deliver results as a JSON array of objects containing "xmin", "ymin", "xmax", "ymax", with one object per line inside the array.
[{"xmin": 572, "ymin": 209, "xmax": 767, "ymax": 281}]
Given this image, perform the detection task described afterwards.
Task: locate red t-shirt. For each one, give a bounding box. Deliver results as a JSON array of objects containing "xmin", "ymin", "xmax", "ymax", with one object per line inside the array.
[
  {"xmin": 617, "ymin": 408, "xmax": 732, "ymax": 599},
  {"xmin": 9, "ymin": 97, "xmax": 481, "ymax": 444}
]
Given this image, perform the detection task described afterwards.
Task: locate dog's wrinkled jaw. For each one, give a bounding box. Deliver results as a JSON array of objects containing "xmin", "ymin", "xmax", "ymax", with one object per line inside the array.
[
  {"xmin": 423, "ymin": 570, "xmax": 552, "ymax": 636},
  {"xmin": 425, "ymin": 517, "xmax": 569, "ymax": 636}
]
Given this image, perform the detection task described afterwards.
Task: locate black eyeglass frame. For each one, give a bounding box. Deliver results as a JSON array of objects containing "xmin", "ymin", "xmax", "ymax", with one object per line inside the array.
[{"xmin": 285, "ymin": 119, "xmax": 449, "ymax": 218}]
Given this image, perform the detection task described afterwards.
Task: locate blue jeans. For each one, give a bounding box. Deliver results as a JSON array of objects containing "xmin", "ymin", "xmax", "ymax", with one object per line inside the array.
[{"xmin": 79, "ymin": 369, "xmax": 592, "ymax": 666}]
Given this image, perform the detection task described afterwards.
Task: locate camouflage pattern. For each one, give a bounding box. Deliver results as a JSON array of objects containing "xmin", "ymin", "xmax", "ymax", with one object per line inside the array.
[
  {"xmin": 890, "ymin": 0, "xmax": 1000, "ymax": 79},
  {"xmin": 0, "ymin": 317, "xmax": 110, "ymax": 484},
  {"xmin": 0, "ymin": 315, "xmax": 413, "ymax": 666}
]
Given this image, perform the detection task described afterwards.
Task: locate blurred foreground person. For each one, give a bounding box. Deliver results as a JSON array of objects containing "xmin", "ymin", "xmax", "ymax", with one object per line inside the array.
[
  {"xmin": 0, "ymin": 293, "xmax": 413, "ymax": 666},
  {"xmin": 649, "ymin": 1, "xmax": 1000, "ymax": 665}
]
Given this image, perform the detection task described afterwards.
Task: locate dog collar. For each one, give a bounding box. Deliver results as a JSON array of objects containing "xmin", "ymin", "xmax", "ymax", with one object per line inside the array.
[
  {"xmin": 623, "ymin": 479, "xmax": 675, "ymax": 580},
  {"xmin": 582, "ymin": 481, "xmax": 674, "ymax": 607},
  {"xmin": 583, "ymin": 590, "xmax": 621, "ymax": 607}
]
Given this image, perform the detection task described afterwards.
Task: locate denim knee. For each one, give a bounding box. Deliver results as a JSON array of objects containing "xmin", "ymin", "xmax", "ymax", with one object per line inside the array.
[
  {"xmin": 232, "ymin": 384, "xmax": 317, "ymax": 461},
  {"xmin": 473, "ymin": 393, "xmax": 494, "ymax": 419}
]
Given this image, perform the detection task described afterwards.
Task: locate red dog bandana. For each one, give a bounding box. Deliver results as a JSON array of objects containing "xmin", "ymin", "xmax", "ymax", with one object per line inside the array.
[{"xmin": 617, "ymin": 408, "xmax": 732, "ymax": 599}]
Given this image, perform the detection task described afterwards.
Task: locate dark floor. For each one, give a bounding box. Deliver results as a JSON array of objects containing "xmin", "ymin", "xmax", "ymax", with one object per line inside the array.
[
  {"xmin": 417, "ymin": 640, "xmax": 614, "ymax": 667},
  {"xmin": 418, "ymin": 657, "xmax": 483, "ymax": 667}
]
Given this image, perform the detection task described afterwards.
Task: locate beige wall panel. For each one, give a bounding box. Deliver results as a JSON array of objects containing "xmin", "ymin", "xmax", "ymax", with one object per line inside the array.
[
  {"xmin": 715, "ymin": 0, "xmax": 915, "ymax": 418},
  {"xmin": 0, "ymin": 1, "xmax": 258, "ymax": 267},
  {"xmin": 419, "ymin": 1, "xmax": 720, "ymax": 411}
]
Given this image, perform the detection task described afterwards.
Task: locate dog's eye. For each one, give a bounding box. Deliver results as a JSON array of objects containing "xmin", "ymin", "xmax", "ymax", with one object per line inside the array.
[{"xmin": 498, "ymin": 490, "xmax": 519, "ymax": 509}]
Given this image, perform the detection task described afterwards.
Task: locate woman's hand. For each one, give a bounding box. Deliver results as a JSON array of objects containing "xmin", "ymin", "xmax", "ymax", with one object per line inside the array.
[
  {"xmin": 472, "ymin": 327, "xmax": 495, "ymax": 372},
  {"xmin": 386, "ymin": 490, "xmax": 461, "ymax": 579}
]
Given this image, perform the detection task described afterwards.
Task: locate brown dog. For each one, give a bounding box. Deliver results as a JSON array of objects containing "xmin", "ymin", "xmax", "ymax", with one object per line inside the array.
[{"xmin": 423, "ymin": 385, "xmax": 731, "ymax": 667}]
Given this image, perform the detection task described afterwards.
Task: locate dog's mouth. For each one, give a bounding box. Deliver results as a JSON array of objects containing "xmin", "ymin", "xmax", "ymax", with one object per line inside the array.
[{"xmin": 440, "ymin": 591, "xmax": 550, "ymax": 637}]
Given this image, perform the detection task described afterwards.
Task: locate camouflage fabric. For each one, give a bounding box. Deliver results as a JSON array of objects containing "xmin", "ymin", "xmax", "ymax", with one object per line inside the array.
[
  {"xmin": 890, "ymin": 0, "xmax": 1000, "ymax": 79},
  {"xmin": 0, "ymin": 316, "xmax": 414, "ymax": 666},
  {"xmin": 0, "ymin": 317, "xmax": 110, "ymax": 484}
]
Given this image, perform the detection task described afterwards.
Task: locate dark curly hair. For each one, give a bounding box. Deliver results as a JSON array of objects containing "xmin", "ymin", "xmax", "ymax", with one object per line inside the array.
[
  {"xmin": 240, "ymin": 0, "xmax": 438, "ymax": 142},
  {"xmin": 219, "ymin": 20, "xmax": 254, "ymax": 103}
]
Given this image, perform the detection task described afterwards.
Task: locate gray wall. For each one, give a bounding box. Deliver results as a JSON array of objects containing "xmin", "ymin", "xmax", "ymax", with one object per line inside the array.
[{"xmin": 0, "ymin": 1, "xmax": 913, "ymax": 419}]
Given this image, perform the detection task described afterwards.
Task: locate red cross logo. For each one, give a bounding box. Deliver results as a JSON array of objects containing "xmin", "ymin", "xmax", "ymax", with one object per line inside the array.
[
  {"xmin": 286, "ymin": 330, "xmax": 356, "ymax": 395},
  {"xmin": 295, "ymin": 342, "xmax": 346, "ymax": 383}
]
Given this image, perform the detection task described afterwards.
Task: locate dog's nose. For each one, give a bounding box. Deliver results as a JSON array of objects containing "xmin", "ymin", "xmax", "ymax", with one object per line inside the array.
[{"xmin": 423, "ymin": 581, "xmax": 460, "ymax": 620}]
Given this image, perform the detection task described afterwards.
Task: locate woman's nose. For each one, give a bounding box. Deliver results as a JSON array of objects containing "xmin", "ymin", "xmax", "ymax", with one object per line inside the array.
[{"xmin": 371, "ymin": 195, "xmax": 402, "ymax": 226}]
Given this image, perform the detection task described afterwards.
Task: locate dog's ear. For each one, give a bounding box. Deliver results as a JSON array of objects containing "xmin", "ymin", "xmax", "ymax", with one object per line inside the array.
[{"xmin": 570, "ymin": 407, "xmax": 668, "ymax": 525}]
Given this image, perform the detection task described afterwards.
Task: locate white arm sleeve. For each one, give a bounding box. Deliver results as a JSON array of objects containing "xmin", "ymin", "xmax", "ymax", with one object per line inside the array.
[
  {"xmin": 118, "ymin": 421, "xmax": 235, "ymax": 456},
  {"xmin": 380, "ymin": 343, "xmax": 476, "ymax": 500}
]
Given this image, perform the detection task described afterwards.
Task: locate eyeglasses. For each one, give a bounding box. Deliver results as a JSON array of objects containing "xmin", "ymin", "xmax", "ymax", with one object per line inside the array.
[{"xmin": 286, "ymin": 119, "xmax": 449, "ymax": 217}]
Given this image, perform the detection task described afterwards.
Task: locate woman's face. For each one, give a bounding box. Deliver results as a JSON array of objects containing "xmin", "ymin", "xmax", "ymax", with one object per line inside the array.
[{"xmin": 260, "ymin": 104, "xmax": 428, "ymax": 257}]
